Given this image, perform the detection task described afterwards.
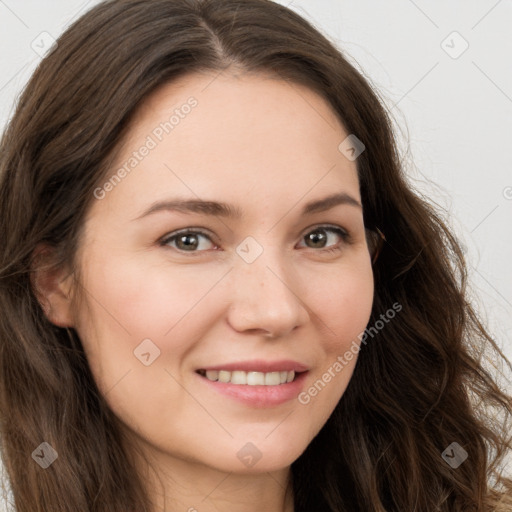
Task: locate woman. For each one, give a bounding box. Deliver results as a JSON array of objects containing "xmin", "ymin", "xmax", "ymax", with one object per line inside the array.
[{"xmin": 0, "ymin": 0, "xmax": 510, "ymax": 510}]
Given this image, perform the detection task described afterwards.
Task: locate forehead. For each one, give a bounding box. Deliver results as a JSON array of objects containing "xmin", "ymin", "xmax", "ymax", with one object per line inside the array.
[
  {"xmin": 124, "ymin": 69, "xmax": 351, "ymax": 164},
  {"xmin": 90, "ymin": 70, "xmax": 361, "ymax": 223}
]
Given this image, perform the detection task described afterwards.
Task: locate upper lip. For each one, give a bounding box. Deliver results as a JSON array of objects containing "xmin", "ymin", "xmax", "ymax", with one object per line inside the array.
[{"xmin": 197, "ymin": 359, "xmax": 310, "ymax": 373}]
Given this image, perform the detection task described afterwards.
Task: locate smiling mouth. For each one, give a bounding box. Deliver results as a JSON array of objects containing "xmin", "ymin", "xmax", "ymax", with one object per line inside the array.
[{"xmin": 196, "ymin": 369, "xmax": 303, "ymax": 385}]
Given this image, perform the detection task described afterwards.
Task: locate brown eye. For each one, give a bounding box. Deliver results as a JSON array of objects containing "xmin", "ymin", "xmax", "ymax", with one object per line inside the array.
[
  {"xmin": 160, "ymin": 230, "xmax": 216, "ymax": 252},
  {"xmin": 298, "ymin": 226, "xmax": 350, "ymax": 253}
]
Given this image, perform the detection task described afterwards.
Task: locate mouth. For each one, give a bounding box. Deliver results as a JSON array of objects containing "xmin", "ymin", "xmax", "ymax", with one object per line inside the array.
[
  {"xmin": 195, "ymin": 367, "xmax": 310, "ymax": 407},
  {"xmin": 195, "ymin": 368, "xmax": 304, "ymax": 385}
]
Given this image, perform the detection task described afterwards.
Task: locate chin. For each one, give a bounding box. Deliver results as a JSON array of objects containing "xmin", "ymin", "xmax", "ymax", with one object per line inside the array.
[{"xmin": 202, "ymin": 439, "xmax": 306, "ymax": 474}]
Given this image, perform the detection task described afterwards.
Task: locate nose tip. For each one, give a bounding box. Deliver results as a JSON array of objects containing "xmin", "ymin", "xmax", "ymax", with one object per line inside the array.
[{"xmin": 226, "ymin": 255, "xmax": 309, "ymax": 338}]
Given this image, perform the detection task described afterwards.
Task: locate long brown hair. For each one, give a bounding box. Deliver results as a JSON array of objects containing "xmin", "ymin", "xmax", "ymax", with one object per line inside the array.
[{"xmin": 0, "ymin": 0, "xmax": 511, "ymax": 510}]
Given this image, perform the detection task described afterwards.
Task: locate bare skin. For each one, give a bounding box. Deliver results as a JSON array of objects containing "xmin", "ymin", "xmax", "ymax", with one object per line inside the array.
[{"xmin": 34, "ymin": 70, "xmax": 374, "ymax": 511}]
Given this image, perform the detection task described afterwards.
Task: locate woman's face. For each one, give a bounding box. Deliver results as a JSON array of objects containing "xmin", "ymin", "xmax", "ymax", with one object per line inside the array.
[{"xmin": 70, "ymin": 71, "xmax": 374, "ymax": 473}]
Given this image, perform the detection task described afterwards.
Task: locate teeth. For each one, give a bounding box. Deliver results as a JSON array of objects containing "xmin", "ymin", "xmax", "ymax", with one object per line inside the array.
[
  {"xmin": 231, "ymin": 371, "xmax": 247, "ymax": 385},
  {"xmin": 203, "ymin": 369, "xmax": 295, "ymax": 385},
  {"xmin": 218, "ymin": 370, "xmax": 231, "ymax": 383}
]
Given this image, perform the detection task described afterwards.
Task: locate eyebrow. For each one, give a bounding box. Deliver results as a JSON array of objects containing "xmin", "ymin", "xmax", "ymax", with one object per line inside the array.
[{"xmin": 132, "ymin": 192, "xmax": 362, "ymax": 221}]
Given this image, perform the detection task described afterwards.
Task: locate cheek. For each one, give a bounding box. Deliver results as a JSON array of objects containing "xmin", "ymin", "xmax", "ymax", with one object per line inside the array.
[
  {"xmin": 305, "ymin": 256, "xmax": 374, "ymax": 348},
  {"xmin": 297, "ymin": 259, "xmax": 373, "ymax": 419},
  {"xmin": 78, "ymin": 249, "xmax": 221, "ymax": 329},
  {"xmin": 73, "ymin": 253, "xmax": 229, "ymax": 376},
  {"xmin": 71, "ymin": 256, "xmax": 221, "ymax": 428},
  {"xmin": 330, "ymin": 273, "xmax": 374, "ymax": 346}
]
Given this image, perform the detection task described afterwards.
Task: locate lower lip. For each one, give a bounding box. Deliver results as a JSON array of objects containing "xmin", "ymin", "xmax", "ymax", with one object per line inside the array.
[{"xmin": 196, "ymin": 371, "xmax": 309, "ymax": 408}]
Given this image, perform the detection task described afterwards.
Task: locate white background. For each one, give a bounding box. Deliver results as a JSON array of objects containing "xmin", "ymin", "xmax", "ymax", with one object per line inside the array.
[{"xmin": 0, "ymin": 0, "xmax": 511, "ymax": 506}]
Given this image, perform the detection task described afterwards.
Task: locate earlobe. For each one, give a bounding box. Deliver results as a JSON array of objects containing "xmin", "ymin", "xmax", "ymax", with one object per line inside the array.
[{"xmin": 30, "ymin": 243, "xmax": 75, "ymax": 328}]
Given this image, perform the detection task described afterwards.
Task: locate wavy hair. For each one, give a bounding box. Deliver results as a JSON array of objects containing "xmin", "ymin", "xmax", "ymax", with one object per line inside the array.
[{"xmin": 0, "ymin": 0, "xmax": 511, "ymax": 510}]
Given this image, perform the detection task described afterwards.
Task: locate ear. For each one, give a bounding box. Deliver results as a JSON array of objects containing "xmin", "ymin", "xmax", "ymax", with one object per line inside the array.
[{"xmin": 30, "ymin": 243, "xmax": 76, "ymax": 328}]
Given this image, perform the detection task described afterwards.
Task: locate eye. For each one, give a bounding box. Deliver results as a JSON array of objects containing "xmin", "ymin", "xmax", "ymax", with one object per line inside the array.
[
  {"xmin": 159, "ymin": 225, "xmax": 351, "ymax": 255},
  {"xmin": 160, "ymin": 229, "xmax": 217, "ymax": 253},
  {"xmin": 297, "ymin": 225, "xmax": 350, "ymax": 254}
]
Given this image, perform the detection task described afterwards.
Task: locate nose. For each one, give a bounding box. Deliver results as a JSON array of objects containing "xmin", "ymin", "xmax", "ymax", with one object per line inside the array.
[{"xmin": 226, "ymin": 245, "xmax": 310, "ymax": 338}]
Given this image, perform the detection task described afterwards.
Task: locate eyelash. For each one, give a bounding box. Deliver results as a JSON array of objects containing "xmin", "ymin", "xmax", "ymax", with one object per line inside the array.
[{"xmin": 159, "ymin": 225, "xmax": 351, "ymax": 256}]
